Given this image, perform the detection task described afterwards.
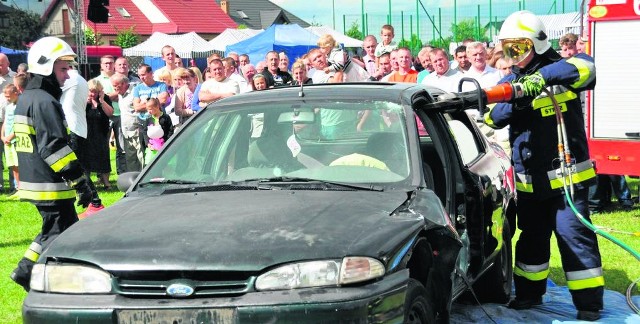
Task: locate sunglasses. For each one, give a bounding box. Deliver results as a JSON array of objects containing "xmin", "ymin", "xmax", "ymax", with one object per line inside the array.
[{"xmin": 502, "ymin": 38, "xmax": 534, "ymax": 64}]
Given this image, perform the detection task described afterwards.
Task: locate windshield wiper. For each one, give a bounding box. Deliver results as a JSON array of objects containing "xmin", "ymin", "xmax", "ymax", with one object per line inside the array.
[
  {"xmin": 243, "ymin": 177, "xmax": 384, "ymax": 192},
  {"xmin": 137, "ymin": 178, "xmax": 203, "ymax": 187}
]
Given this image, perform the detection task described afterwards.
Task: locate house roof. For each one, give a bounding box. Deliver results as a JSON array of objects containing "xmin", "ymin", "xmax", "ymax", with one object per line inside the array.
[
  {"xmin": 43, "ymin": 0, "xmax": 237, "ymax": 36},
  {"xmin": 0, "ymin": 2, "xmax": 14, "ymax": 13},
  {"xmin": 219, "ymin": 0, "xmax": 309, "ymax": 29}
]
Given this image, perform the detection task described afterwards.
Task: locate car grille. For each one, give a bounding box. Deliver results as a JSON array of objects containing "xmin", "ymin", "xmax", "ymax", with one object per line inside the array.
[{"xmin": 113, "ymin": 271, "xmax": 255, "ymax": 297}]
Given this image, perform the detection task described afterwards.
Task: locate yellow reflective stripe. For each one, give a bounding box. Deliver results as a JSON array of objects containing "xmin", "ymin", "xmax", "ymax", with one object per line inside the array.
[
  {"xmin": 516, "ymin": 181, "xmax": 534, "ymax": 193},
  {"xmin": 566, "ymin": 57, "xmax": 595, "ymax": 88},
  {"xmin": 532, "ymin": 90, "xmax": 577, "ymax": 110},
  {"xmin": 514, "ymin": 266, "xmax": 550, "ymax": 281},
  {"xmin": 19, "ymin": 189, "xmax": 76, "ymax": 201},
  {"xmin": 24, "ymin": 249, "xmax": 40, "ymax": 262},
  {"xmin": 567, "ymin": 276, "xmax": 605, "ymax": 290},
  {"xmin": 13, "ymin": 123, "xmax": 36, "ymax": 135},
  {"xmin": 49, "ymin": 151, "xmax": 78, "ymax": 172},
  {"xmin": 549, "ymin": 167, "xmax": 596, "ymax": 189}
]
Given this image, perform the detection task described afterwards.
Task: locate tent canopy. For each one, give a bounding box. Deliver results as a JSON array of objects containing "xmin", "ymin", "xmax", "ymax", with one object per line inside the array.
[
  {"xmin": 123, "ymin": 32, "xmax": 216, "ymax": 58},
  {"xmin": 306, "ymin": 26, "xmax": 363, "ymax": 48},
  {"xmin": 0, "ymin": 46, "xmax": 28, "ymax": 54},
  {"xmin": 226, "ymin": 24, "xmax": 319, "ymax": 68},
  {"xmin": 209, "ymin": 28, "xmax": 263, "ymax": 52}
]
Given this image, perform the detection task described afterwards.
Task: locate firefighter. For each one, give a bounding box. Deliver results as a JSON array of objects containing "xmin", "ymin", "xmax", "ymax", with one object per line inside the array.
[
  {"xmin": 10, "ymin": 37, "xmax": 93, "ymax": 291},
  {"xmin": 485, "ymin": 11, "xmax": 603, "ymax": 321}
]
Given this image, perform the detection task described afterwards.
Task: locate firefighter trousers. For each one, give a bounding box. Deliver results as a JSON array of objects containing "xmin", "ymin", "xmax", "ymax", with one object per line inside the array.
[
  {"xmin": 12, "ymin": 200, "xmax": 79, "ymax": 289},
  {"xmin": 514, "ymin": 188, "xmax": 604, "ymax": 311}
]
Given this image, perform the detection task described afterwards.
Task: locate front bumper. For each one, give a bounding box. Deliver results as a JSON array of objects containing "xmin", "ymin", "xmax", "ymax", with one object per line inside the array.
[{"xmin": 23, "ymin": 269, "xmax": 408, "ymax": 323}]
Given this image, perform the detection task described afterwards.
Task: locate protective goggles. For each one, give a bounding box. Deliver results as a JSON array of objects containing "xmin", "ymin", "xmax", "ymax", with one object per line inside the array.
[{"xmin": 501, "ymin": 38, "xmax": 534, "ymax": 64}]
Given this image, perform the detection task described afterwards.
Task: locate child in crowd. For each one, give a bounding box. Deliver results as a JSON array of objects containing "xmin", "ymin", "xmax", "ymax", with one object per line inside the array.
[
  {"xmin": 374, "ymin": 24, "xmax": 398, "ymax": 70},
  {"xmin": 253, "ymin": 74, "xmax": 267, "ymax": 91},
  {"xmin": 317, "ymin": 34, "xmax": 370, "ymax": 82},
  {"xmin": 1, "ymin": 84, "xmax": 20, "ymax": 197},
  {"xmin": 144, "ymin": 98, "xmax": 173, "ymax": 165}
]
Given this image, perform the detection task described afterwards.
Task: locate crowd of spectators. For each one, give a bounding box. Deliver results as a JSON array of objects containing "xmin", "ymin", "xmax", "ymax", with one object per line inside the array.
[{"xmin": 0, "ymin": 26, "xmax": 635, "ymax": 211}]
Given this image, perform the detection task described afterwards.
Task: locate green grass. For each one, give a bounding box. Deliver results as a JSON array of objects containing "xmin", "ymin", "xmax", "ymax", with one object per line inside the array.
[{"xmin": 1, "ymin": 164, "xmax": 639, "ymax": 322}]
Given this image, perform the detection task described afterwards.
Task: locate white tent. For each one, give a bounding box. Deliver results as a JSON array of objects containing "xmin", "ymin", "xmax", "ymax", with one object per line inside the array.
[
  {"xmin": 306, "ymin": 25, "xmax": 363, "ymax": 48},
  {"xmin": 209, "ymin": 28, "xmax": 263, "ymax": 52},
  {"xmin": 123, "ymin": 32, "xmax": 217, "ymax": 58}
]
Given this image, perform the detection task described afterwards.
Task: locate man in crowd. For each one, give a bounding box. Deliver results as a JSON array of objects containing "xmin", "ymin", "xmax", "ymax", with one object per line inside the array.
[
  {"xmin": 153, "ymin": 45, "xmax": 178, "ymax": 81},
  {"xmin": 238, "ymin": 54, "xmax": 250, "ymax": 69},
  {"xmin": 453, "ymin": 45, "xmax": 471, "ymax": 72},
  {"xmin": 112, "ymin": 73, "xmax": 143, "ymax": 172},
  {"xmin": 371, "ymin": 52, "xmax": 392, "ymax": 81},
  {"xmin": 416, "ymin": 46, "xmax": 433, "ymax": 84},
  {"xmin": 380, "ymin": 49, "xmax": 400, "ymax": 81},
  {"xmin": 115, "ymin": 56, "xmax": 140, "ymax": 84},
  {"xmin": 559, "ymin": 33, "xmax": 579, "ymax": 58},
  {"xmin": 386, "ymin": 48, "xmax": 418, "ymax": 83},
  {"xmin": 11, "ymin": 37, "xmax": 92, "ymax": 290},
  {"xmin": 61, "ymin": 65, "xmax": 105, "ymax": 218},
  {"xmin": 463, "ymin": 42, "xmax": 501, "ymax": 88},
  {"xmin": 223, "ymin": 57, "xmax": 249, "ymax": 93},
  {"xmin": 261, "ymin": 51, "xmax": 293, "ymax": 88},
  {"xmin": 421, "ymin": 48, "xmax": 463, "ymax": 92},
  {"xmin": 241, "ymin": 64, "xmax": 257, "ymax": 89},
  {"xmin": 198, "ymin": 59, "xmax": 239, "ymax": 107}
]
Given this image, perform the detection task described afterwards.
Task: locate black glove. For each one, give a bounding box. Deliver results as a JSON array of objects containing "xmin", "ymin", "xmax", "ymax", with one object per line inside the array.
[{"xmin": 72, "ymin": 177, "xmax": 93, "ymax": 208}]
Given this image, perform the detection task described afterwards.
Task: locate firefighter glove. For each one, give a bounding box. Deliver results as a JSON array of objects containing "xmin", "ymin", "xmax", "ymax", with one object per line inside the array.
[
  {"xmin": 73, "ymin": 177, "xmax": 93, "ymax": 208},
  {"xmin": 516, "ymin": 72, "xmax": 546, "ymax": 97}
]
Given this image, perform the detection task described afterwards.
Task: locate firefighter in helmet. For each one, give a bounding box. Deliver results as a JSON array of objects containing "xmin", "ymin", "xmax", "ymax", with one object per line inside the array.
[
  {"xmin": 10, "ymin": 37, "xmax": 93, "ymax": 290},
  {"xmin": 485, "ymin": 11, "xmax": 603, "ymax": 321}
]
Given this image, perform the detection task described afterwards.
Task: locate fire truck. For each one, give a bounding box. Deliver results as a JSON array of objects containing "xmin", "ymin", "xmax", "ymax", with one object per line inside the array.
[{"xmin": 586, "ymin": 0, "xmax": 640, "ymax": 176}]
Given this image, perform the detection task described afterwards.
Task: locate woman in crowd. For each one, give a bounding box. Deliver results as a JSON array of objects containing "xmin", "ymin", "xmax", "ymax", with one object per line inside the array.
[
  {"xmin": 174, "ymin": 68, "xmax": 198, "ymax": 125},
  {"xmin": 253, "ymin": 74, "xmax": 267, "ymax": 91},
  {"xmin": 85, "ymin": 79, "xmax": 114, "ymax": 189},
  {"xmin": 291, "ymin": 60, "xmax": 313, "ymax": 86}
]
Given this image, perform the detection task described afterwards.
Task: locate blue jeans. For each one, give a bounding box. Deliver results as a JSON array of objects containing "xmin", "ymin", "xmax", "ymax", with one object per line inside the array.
[{"xmin": 588, "ymin": 174, "xmax": 633, "ymax": 209}]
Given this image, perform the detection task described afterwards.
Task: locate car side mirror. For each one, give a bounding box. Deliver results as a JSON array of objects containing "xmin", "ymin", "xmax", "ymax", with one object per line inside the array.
[{"xmin": 117, "ymin": 172, "xmax": 140, "ymax": 192}]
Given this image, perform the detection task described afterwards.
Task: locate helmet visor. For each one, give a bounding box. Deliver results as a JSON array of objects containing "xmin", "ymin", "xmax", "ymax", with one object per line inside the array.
[{"xmin": 502, "ymin": 38, "xmax": 534, "ymax": 64}]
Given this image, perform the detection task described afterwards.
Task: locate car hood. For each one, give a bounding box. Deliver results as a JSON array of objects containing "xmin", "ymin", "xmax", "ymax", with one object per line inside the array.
[{"xmin": 46, "ymin": 190, "xmax": 438, "ymax": 272}]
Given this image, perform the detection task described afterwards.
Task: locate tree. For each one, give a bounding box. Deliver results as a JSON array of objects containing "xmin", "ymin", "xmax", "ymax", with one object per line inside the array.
[
  {"xmin": 0, "ymin": 7, "xmax": 43, "ymax": 49},
  {"xmin": 398, "ymin": 34, "xmax": 422, "ymax": 55},
  {"xmin": 451, "ymin": 19, "xmax": 489, "ymax": 43},
  {"xmin": 84, "ymin": 28, "xmax": 104, "ymax": 46},
  {"xmin": 113, "ymin": 26, "xmax": 139, "ymax": 49},
  {"xmin": 345, "ymin": 21, "xmax": 363, "ymax": 41}
]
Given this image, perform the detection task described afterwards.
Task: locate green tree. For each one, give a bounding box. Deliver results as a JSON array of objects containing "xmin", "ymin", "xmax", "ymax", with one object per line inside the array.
[
  {"xmin": 398, "ymin": 34, "xmax": 422, "ymax": 55},
  {"xmin": 345, "ymin": 21, "xmax": 363, "ymax": 41},
  {"xmin": 451, "ymin": 19, "xmax": 489, "ymax": 42},
  {"xmin": 113, "ymin": 26, "xmax": 139, "ymax": 49},
  {"xmin": 237, "ymin": 24, "xmax": 247, "ymax": 29},
  {"xmin": 0, "ymin": 7, "xmax": 43, "ymax": 49},
  {"xmin": 84, "ymin": 28, "xmax": 104, "ymax": 46}
]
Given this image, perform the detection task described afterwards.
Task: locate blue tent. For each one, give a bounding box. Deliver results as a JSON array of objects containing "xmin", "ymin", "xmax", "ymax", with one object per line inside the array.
[
  {"xmin": 0, "ymin": 46, "xmax": 27, "ymax": 55},
  {"xmin": 226, "ymin": 24, "xmax": 319, "ymax": 69}
]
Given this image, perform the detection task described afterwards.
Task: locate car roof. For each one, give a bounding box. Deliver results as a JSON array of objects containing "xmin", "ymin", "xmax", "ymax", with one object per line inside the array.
[{"xmin": 212, "ymin": 82, "xmax": 442, "ymax": 107}]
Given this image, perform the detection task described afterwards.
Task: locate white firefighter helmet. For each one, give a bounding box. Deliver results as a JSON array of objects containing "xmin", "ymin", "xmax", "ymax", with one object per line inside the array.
[
  {"xmin": 498, "ymin": 10, "xmax": 551, "ymax": 55},
  {"xmin": 28, "ymin": 37, "xmax": 77, "ymax": 76}
]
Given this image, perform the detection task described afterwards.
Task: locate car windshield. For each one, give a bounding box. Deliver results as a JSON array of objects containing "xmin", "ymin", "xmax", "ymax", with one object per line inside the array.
[{"xmin": 137, "ymin": 99, "xmax": 413, "ymax": 189}]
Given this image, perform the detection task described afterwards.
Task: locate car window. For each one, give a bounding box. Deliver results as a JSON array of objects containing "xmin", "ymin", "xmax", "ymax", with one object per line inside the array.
[
  {"xmin": 138, "ymin": 100, "xmax": 414, "ymax": 188},
  {"xmin": 445, "ymin": 113, "xmax": 482, "ymax": 165}
]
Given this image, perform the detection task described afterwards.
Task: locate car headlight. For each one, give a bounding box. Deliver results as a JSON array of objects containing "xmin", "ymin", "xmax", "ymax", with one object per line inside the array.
[
  {"xmin": 30, "ymin": 263, "xmax": 112, "ymax": 293},
  {"xmin": 255, "ymin": 257, "xmax": 385, "ymax": 291}
]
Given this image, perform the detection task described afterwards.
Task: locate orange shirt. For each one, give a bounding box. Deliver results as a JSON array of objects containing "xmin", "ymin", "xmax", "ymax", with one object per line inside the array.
[{"xmin": 388, "ymin": 70, "xmax": 418, "ymax": 83}]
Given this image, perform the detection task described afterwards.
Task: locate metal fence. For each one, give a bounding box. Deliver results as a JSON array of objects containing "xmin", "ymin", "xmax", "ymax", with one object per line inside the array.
[{"xmin": 340, "ymin": 0, "xmax": 586, "ymax": 45}]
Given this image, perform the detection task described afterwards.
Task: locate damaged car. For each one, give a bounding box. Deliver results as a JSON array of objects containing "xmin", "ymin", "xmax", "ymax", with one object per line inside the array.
[{"xmin": 22, "ymin": 82, "xmax": 515, "ymax": 323}]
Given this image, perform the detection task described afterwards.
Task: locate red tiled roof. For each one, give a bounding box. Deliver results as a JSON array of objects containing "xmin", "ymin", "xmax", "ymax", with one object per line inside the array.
[{"xmin": 78, "ymin": 0, "xmax": 236, "ymax": 35}]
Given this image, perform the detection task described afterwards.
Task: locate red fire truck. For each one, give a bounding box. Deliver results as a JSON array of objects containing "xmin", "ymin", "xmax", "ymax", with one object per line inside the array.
[{"xmin": 586, "ymin": 0, "xmax": 640, "ymax": 176}]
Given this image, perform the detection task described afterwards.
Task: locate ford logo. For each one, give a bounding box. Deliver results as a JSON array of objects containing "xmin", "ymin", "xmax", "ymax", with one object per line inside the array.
[{"xmin": 166, "ymin": 283, "xmax": 195, "ymax": 297}]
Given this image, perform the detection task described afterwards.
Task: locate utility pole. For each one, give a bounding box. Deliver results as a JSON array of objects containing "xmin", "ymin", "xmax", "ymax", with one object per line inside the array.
[{"xmin": 73, "ymin": 0, "xmax": 87, "ymax": 65}]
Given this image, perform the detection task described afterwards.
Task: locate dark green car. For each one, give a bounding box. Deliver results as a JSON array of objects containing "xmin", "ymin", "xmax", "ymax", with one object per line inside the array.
[{"xmin": 23, "ymin": 83, "xmax": 514, "ymax": 323}]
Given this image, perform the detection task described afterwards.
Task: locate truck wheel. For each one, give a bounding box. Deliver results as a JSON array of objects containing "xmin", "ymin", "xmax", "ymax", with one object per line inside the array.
[
  {"xmin": 473, "ymin": 219, "xmax": 513, "ymax": 303},
  {"xmin": 404, "ymin": 279, "xmax": 436, "ymax": 324}
]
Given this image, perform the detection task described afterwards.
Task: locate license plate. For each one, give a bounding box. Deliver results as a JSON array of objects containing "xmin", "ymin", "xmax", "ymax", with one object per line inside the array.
[{"xmin": 118, "ymin": 308, "xmax": 235, "ymax": 324}]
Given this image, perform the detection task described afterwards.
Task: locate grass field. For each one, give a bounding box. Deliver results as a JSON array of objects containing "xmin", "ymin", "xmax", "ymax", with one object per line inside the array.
[{"xmin": 1, "ymin": 167, "xmax": 638, "ymax": 323}]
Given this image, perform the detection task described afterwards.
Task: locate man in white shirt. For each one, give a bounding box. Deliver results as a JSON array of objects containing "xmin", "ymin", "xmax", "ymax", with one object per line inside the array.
[
  {"xmin": 463, "ymin": 42, "xmax": 501, "ymax": 89},
  {"xmin": 223, "ymin": 57, "xmax": 250, "ymax": 93},
  {"xmin": 421, "ymin": 48, "xmax": 463, "ymax": 93},
  {"xmin": 198, "ymin": 59, "xmax": 239, "ymax": 108},
  {"xmin": 111, "ymin": 73, "xmax": 142, "ymax": 172}
]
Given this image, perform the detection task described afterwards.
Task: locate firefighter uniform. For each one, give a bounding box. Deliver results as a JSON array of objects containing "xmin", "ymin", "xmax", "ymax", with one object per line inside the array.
[
  {"xmin": 10, "ymin": 37, "xmax": 92, "ymax": 291},
  {"xmin": 486, "ymin": 11, "xmax": 604, "ymax": 317}
]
